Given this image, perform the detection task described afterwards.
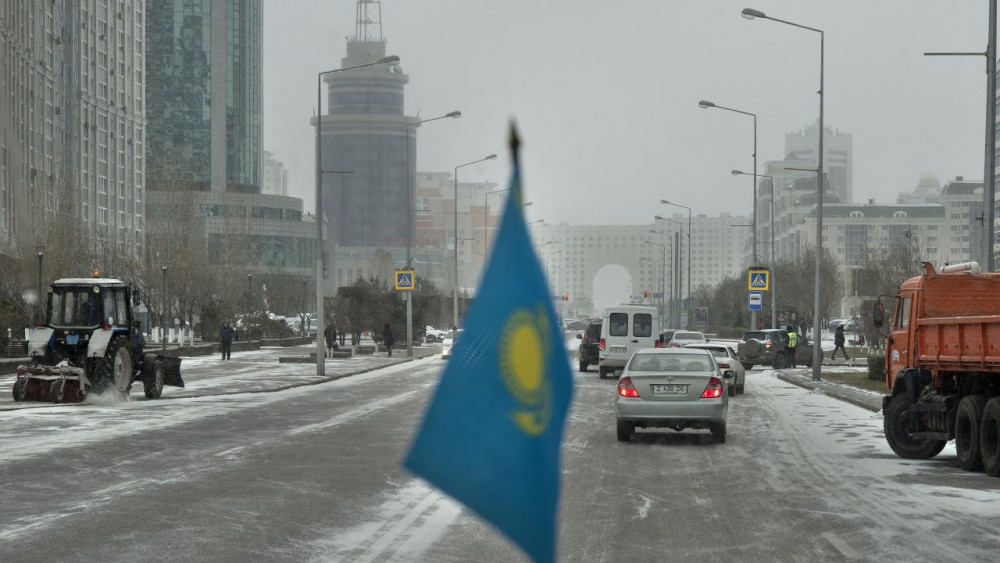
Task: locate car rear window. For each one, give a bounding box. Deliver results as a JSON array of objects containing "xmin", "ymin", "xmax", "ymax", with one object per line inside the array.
[
  {"xmin": 609, "ymin": 313, "xmax": 628, "ymax": 337},
  {"xmin": 742, "ymin": 331, "xmax": 765, "ymax": 341},
  {"xmin": 585, "ymin": 324, "xmax": 602, "ymax": 342},
  {"xmin": 673, "ymin": 331, "xmax": 704, "ymax": 341},
  {"xmin": 633, "ymin": 313, "xmax": 652, "ymax": 337}
]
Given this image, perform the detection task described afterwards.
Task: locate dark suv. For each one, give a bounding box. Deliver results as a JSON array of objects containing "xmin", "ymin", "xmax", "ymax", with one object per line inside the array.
[
  {"xmin": 577, "ymin": 322, "xmax": 602, "ymax": 372},
  {"xmin": 737, "ymin": 329, "xmax": 814, "ymax": 369}
]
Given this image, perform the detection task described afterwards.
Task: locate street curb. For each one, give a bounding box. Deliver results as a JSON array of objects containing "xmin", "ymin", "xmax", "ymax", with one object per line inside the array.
[{"xmin": 775, "ymin": 371, "xmax": 882, "ymax": 413}]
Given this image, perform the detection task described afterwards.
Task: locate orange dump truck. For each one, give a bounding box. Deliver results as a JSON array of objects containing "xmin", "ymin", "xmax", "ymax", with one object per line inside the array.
[{"xmin": 875, "ymin": 261, "xmax": 1000, "ymax": 477}]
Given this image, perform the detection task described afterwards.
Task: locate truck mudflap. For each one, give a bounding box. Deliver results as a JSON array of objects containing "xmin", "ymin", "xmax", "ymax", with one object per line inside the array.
[{"xmin": 159, "ymin": 356, "xmax": 184, "ymax": 388}]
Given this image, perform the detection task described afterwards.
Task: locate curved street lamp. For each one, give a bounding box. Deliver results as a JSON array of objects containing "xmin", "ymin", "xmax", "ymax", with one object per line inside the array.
[
  {"xmin": 742, "ymin": 6, "xmax": 825, "ymax": 380},
  {"xmin": 452, "ymin": 154, "xmax": 497, "ymax": 328}
]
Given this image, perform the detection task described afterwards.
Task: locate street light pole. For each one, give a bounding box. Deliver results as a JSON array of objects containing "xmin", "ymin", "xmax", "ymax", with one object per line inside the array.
[
  {"xmin": 733, "ymin": 170, "xmax": 777, "ymax": 329},
  {"xmin": 924, "ymin": 0, "xmax": 997, "ymax": 270},
  {"xmin": 315, "ymin": 55, "xmax": 399, "ymax": 376},
  {"xmin": 161, "ymin": 264, "xmax": 167, "ymax": 352},
  {"xmin": 661, "ymin": 201, "xmax": 692, "ymax": 327},
  {"xmin": 698, "ymin": 100, "xmax": 758, "ymax": 328},
  {"xmin": 743, "ymin": 7, "xmax": 824, "ymax": 380},
  {"xmin": 301, "ymin": 277, "xmax": 307, "ymax": 337},
  {"xmin": 35, "ymin": 245, "xmax": 44, "ymax": 326},
  {"xmin": 453, "ymin": 154, "xmax": 497, "ymax": 329},
  {"xmin": 404, "ymin": 110, "xmax": 462, "ymax": 355}
]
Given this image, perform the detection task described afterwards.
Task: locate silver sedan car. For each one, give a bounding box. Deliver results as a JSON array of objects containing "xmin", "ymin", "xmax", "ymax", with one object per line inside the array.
[{"xmin": 615, "ymin": 348, "xmax": 733, "ymax": 443}]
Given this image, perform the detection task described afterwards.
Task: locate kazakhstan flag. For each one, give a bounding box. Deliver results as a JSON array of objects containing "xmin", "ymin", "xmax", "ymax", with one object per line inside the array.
[{"xmin": 404, "ymin": 126, "xmax": 574, "ymax": 563}]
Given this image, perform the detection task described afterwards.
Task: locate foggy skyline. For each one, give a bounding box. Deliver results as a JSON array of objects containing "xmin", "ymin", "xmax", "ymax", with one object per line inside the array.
[{"xmin": 263, "ymin": 0, "xmax": 995, "ymax": 224}]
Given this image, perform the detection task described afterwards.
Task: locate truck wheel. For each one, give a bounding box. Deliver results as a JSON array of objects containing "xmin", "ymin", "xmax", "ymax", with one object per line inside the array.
[
  {"xmin": 955, "ymin": 395, "xmax": 988, "ymax": 471},
  {"xmin": 50, "ymin": 380, "xmax": 64, "ymax": 403},
  {"xmin": 980, "ymin": 398, "xmax": 1000, "ymax": 477},
  {"xmin": 727, "ymin": 384, "xmax": 736, "ymax": 397},
  {"xmin": 143, "ymin": 359, "xmax": 165, "ymax": 399},
  {"xmin": 884, "ymin": 394, "xmax": 946, "ymax": 460},
  {"xmin": 599, "ymin": 367, "xmax": 607, "ymax": 380},
  {"xmin": 616, "ymin": 420, "xmax": 633, "ymax": 442},
  {"xmin": 741, "ymin": 362, "xmax": 753, "ymax": 371},
  {"xmin": 772, "ymin": 353, "xmax": 786, "ymax": 369},
  {"xmin": 579, "ymin": 361, "xmax": 588, "ymax": 372}
]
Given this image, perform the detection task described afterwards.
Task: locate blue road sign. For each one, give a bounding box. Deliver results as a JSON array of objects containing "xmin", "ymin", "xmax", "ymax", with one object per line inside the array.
[
  {"xmin": 395, "ymin": 270, "xmax": 416, "ymax": 291},
  {"xmin": 748, "ymin": 268, "xmax": 769, "ymax": 291},
  {"xmin": 748, "ymin": 291, "xmax": 763, "ymax": 311}
]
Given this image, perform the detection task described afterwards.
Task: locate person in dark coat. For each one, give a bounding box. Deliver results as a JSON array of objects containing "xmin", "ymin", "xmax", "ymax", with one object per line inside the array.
[
  {"xmin": 131, "ymin": 321, "xmax": 145, "ymax": 360},
  {"xmin": 831, "ymin": 324, "xmax": 850, "ymax": 360},
  {"xmin": 324, "ymin": 324, "xmax": 336, "ymax": 356},
  {"xmin": 383, "ymin": 323, "xmax": 395, "ymax": 357},
  {"xmin": 219, "ymin": 321, "xmax": 235, "ymax": 360}
]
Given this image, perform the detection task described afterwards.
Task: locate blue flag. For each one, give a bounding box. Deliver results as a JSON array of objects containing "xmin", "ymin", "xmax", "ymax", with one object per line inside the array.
[{"xmin": 403, "ymin": 129, "xmax": 574, "ymax": 563}]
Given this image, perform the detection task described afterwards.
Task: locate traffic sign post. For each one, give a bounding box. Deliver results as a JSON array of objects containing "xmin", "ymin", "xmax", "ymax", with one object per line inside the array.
[
  {"xmin": 748, "ymin": 268, "xmax": 769, "ymax": 291},
  {"xmin": 748, "ymin": 291, "xmax": 763, "ymax": 311},
  {"xmin": 395, "ymin": 270, "xmax": 416, "ymax": 291}
]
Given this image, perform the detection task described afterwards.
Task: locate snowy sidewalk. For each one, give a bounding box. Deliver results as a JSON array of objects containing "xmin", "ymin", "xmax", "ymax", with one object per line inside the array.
[{"xmin": 775, "ymin": 368, "xmax": 884, "ymax": 413}]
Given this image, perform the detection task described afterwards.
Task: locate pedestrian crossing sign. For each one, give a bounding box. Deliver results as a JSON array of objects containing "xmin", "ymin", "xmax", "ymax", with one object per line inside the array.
[
  {"xmin": 395, "ymin": 270, "xmax": 416, "ymax": 291},
  {"xmin": 747, "ymin": 268, "xmax": 769, "ymax": 291}
]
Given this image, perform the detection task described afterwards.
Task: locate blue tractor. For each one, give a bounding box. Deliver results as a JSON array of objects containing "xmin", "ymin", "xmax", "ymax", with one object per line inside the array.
[{"xmin": 12, "ymin": 276, "xmax": 184, "ymax": 403}]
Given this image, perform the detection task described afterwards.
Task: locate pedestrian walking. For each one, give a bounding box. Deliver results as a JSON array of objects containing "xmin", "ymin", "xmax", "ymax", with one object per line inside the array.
[
  {"xmin": 219, "ymin": 321, "xmax": 235, "ymax": 360},
  {"xmin": 831, "ymin": 325, "xmax": 850, "ymax": 360},
  {"xmin": 785, "ymin": 325, "xmax": 798, "ymax": 368},
  {"xmin": 324, "ymin": 324, "xmax": 336, "ymax": 357},
  {"xmin": 131, "ymin": 321, "xmax": 145, "ymax": 360},
  {"xmin": 383, "ymin": 323, "xmax": 395, "ymax": 357}
]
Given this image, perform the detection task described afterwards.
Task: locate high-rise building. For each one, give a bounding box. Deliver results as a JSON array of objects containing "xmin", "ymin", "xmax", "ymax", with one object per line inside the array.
[
  {"xmin": 145, "ymin": 0, "xmax": 315, "ymax": 278},
  {"xmin": 261, "ymin": 151, "xmax": 289, "ymax": 196},
  {"xmin": 1, "ymin": 0, "xmax": 146, "ymax": 257},
  {"xmin": 315, "ymin": 0, "xmax": 412, "ymax": 263},
  {"xmin": 145, "ymin": 0, "xmax": 261, "ymax": 194},
  {"xmin": 785, "ymin": 122, "xmax": 853, "ymax": 205}
]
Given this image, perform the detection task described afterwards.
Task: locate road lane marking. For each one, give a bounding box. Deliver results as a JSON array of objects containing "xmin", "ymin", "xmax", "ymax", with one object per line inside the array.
[
  {"xmin": 214, "ymin": 446, "xmax": 245, "ymax": 457},
  {"xmin": 287, "ymin": 389, "xmax": 422, "ymax": 437},
  {"xmin": 821, "ymin": 531, "xmax": 860, "ymax": 560},
  {"xmin": 350, "ymin": 491, "xmax": 442, "ymax": 563},
  {"xmin": 92, "ymin": 479, "xmax": 144, "ymax": 496}
]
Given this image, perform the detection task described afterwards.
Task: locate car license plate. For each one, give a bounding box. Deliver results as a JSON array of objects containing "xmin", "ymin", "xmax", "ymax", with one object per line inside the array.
[
  {"xmin": 651, "ymin": 384, "xmax": 688, "ymax": 394},
  {"xmin": 610, "ymin": 346, "xmax": 626, "ymax": 353},
  {"xmin": 65, "ymin": 335, "xmax": 79, "ymax": 345}
]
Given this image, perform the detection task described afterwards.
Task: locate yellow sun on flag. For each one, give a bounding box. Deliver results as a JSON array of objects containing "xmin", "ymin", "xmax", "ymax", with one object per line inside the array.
[{"xmin": 499, "ymin": 308, "xmax": 553, "ymax": 436}]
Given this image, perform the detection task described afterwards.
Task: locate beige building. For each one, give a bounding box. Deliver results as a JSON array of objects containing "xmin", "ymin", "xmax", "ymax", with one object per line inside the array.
[{"xmin": 1, "ymin": 0, "xmax": 147, "ymax": 257}]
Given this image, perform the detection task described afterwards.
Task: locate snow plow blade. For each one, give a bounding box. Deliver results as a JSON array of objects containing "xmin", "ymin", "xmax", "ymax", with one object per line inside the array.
[
  {"xmin": 159, "ymin": 356, "xmax": 185, "ymax": 388},
  {"xmin": 12, "ymin": 364, "xmax": 91, "ymax": 404}
]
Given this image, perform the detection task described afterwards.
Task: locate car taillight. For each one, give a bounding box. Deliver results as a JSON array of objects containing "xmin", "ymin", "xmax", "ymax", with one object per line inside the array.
[
  {"xmin": 618, "ymin": 376, "xmax": 639, "ymax": 398},
  {"xmin": 102, "ymin": 324, "xmax": 111, "ymax": 330},
  {"xmin": 600, "ymin": 338, "xmax": 605, "ymax": 351},
  {"xmin": 701, "ymin": 377, "xmax": 724, "ymax": 399},
  {"xmin": 718, "ymin": 361, "xmax": 730, "ymax": 369}
]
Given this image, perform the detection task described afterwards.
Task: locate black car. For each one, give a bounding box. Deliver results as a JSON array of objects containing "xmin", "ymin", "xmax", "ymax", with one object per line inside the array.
[
  {"xmin": 577, "ymin": 322, "xmax": 602, "ymax": 372},
  {"xmin": 736, "ymin": 329, "xmax": 814, "ymax": 370}
]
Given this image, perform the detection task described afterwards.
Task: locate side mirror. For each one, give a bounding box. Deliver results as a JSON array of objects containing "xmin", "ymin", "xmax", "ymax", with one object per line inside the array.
[
  {"xmin": 722, "ymin": 370, "xmax": 735, "ymax": 379},
  {"xmin": 873, "ymin": 303, "xmax": 885, "ymax": 328},
  {"xmin": 576, "ymin": 334, "xmax": 583, "ymax": 340}
]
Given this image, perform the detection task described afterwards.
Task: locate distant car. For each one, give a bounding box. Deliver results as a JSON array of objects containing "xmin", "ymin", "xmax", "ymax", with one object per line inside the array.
[
  {"xmin": 424, "ymin": 327, "xmax": 447, "ymax": 343},
  {"xmin": 667, "ymin": 330, "xmax": 707, "ymax": 348},
  {"xmin": 576, "ymin": 321, "xmax": 602, "ymax": 372},
  {"xmin": 685, "ymin": 342, "xmax": 746, "ymax": 395},
  {"xmin": 441, "ymin": 329, "xmax": 463, "ymax": 359},
  {"xmin": 656, "ymin": 329, "xmax": 677, "ymax": 348},
  {"xmin": 736, "ymin": 329, "xmax": 814, "ymax": 370},
  {"xmin": 615, "ymin": 348, "xmax": 732, "ymax": 443}
]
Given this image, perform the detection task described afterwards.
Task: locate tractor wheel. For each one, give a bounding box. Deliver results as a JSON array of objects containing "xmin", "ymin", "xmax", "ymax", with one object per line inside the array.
[
  {"xmin": 94, "ymin": 338, "xmax": 133, "ymax": 399},
  {"xmin": 143, "ymin": 359, "xmax": 165, "ymax": 399},
  {"xmin": 12, "ymin": 379, "xmax": 27, "ymax": 402}
]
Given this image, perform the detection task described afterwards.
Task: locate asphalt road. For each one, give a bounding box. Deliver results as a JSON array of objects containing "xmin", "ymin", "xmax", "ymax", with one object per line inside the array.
[{"xmin": 2, "ymin": 348, "xmax": 999, "ymax": 562}]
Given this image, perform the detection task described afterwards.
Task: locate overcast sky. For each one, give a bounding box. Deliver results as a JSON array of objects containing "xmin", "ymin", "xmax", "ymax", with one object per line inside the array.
[{"xmin": 262, "ymin": 0, "xmax": 994, "ymax": 224}]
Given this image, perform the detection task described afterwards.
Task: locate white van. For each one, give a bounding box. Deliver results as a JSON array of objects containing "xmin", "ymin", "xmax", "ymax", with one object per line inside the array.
[{"xmin": 599, "ymin": 304, "xmax": 659, "ymax": 379}]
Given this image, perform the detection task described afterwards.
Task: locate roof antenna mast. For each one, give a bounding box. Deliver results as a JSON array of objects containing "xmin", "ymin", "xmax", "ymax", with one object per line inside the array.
[{"xmin": 355, "ymin": 0, "xmax": 384, "ymax": 42}]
